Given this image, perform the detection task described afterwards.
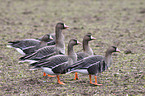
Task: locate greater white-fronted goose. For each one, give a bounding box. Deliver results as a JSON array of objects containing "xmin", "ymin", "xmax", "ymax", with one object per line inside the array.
[
  {"xmin": 74, "ymin": 33, "xmax": 96, "ymax": 80},
  {"xmin": 7, "ymin": 34, "xmax": 54, "ymax": 55},
  {"xmin": 29, "ymin": 33, "xmax": 96, "ymax": 79},
  {"xmin": 66, "ymin": 46, "xmax": 120, "ymax": 85},
  {"xmin": 37, "ymin": 33, "xmax": 56, "ymax": 46},
  {"xmin": 19, "ymin": 34, "xmax": 54, "ymax": 55},
  {"xmin": 77, "ymin": 33, "xmax": 96, "ymax": 60},
  {"xmin": 19, "ymin": 22, "xmax": 69, "ymax": 62},
  {"xmin": 30, "ymin": 39, "xmax": 81, "ymax": 85}
]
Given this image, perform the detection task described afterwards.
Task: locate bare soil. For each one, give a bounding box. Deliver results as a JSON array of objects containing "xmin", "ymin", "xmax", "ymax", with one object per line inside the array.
[{"xmin": 0, "ymin": 0, "xmax": 145, "ymax": 95}]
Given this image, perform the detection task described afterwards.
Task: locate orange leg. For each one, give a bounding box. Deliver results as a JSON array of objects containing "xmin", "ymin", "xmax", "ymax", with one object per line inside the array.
[
  {"xmin": 93, "ymin": 76, "xmax": 102, "ymax": 86},
  {"xmin": 43, "ymin": 72, "xmax": 55, "ymax": 77},
  {"xmin": 43, "ymin": 72, "xmax": 46, "ymax": 76},
  {"xmin": 74, "ymin": 72, "xmax": 79, "ymax": 80},
  {"xmin": 47, "ymin": 74, "xmax": 56, "ymax": 77},
  {"xmin": 57, "ymin": 75, "xmax": 65, "ymax": 85},
  {"xmin": 89, "ymin": 75, "xmax": 93, "ymax": 84}
]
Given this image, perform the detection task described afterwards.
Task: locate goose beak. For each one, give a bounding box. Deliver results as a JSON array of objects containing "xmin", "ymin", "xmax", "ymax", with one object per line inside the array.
[
  {"xmin": 49, "ymin": 35, "xmax": 53, "ymax": 40},
  {"xmin": 77, "ymin": 41, "xmax": 82, "ymax": 45},
  {"xmin": 91, "ymin": 36, "xmax": 96, "ymax": 40},
  {"xmin": 64, "ymin": 24, "xmax": 69, "ymax": 29},
  {"xmin": 116, "ymin": 48, "xmax": 121, "ymax": 52}
]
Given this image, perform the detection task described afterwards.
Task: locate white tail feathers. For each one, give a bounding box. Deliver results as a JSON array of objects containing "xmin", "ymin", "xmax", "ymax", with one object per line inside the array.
[
  {"xmin": 6, "ymin": 45, "xmax": 13, "ymax": 48},
  {"xmin": 19, "ymin": 60, "xmax": 38, "ymax": 64}
]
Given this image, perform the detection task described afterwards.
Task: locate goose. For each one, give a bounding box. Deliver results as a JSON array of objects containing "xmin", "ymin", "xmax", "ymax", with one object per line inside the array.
[
  {"xmin": 77, "ymin": 33, "xmax": 96, "ymax": 60},
  {"xmin": 7, "ymin": 34, "xmax": 54, "ymax": 55},
  {"xmin": 30, "ymin": 39, "xmax": 81, "ymax": 85},
  {"xmin": 19, "ymin": 22, "xmax": 69, "ymax": 62},
  {"xmin": 66, "ymin": 46, "xmax": 120, "ymax": 85},
  {"xmin": 19, "ymin": 34, "xmax": 54, "ymax": 55},
  {"xmin": 74, "ymin": 33, "xmax": 96, "ymax": 80},
  {"xmin": 29, "ymin": 33, "xmax": 96, "ymax": 79}
]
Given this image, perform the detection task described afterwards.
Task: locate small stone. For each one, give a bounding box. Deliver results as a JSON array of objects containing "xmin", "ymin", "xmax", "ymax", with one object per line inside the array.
[
  {"xmin": 22, "ymin": 11, "xmax": 33, "ymax": 15},
  {"xmin": 81, "ymin": 26, "xmax": 84, "ymax": 29},
  {"xmin": 0, "ymin": 56, "xmax": 2, "ymax": 59},
  {"xmin": 43, "ymin": 81, "xmax": 46, "ymax": 83},
  {"xmin": 139, "ymin": 9, "xmax": 145, "ymax": 14},
  {"xmin": 53, "ymin": 94, "xmax": 59, "ymax": 96},
  {"xmin": 95, "ymin": 44, "xmax": 100, "ymax": 47},
  {"xmin": 73, "ymin": 27, "xmax": 79, "ymax": 29},
  {"xmin": 130, "ymin": 59, "xmax": 133, "ymax": 62},
  {"xmin": 33, "ymin": 25, "xmax": 38, "ymax": 27},
  {"xmin": 73, "ymin": 19, "xmax": 77, "ymax": 23},
  {"xmin": 124, "ymin": 49, "xmax": 132, "ymax": 54}
]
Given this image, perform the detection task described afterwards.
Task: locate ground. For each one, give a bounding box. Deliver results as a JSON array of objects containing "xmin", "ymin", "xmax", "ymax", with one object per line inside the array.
[{"xmin": 0, "ymin": 0, "xmax": 145, "ymax": 95}]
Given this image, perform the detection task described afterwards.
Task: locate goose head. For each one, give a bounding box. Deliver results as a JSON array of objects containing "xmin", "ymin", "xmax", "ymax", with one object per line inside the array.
[
  {"xmin": 106, "ymin": 46, "xmax": 120, "ymax": 54},
  {"xmin": 56, "ymin": 22, "xmax": 69, "ymax": 30},
  {"xmin": 41, "ymin": 34, "xmax": 53, "ymax": 42},
  {"xmin": 69, "ymin": 39, "xmax": 81, "ymax": 46},
  {"xmin": 84, "ymin": 33, "xmax": 96, "ymax": 41}
]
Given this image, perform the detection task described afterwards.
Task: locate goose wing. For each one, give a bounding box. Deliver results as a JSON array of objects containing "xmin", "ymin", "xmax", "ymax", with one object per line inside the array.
[
  {"xmin": 19, "ymin": 45, "xmax": 55, "ymax": 60},
  {"xmin": 8, "ymin": 39, "xmax": 40, "ymax": 48},
  {"xmin": 87, "ymin": 60, "xmax": 108, "ymax": 75},
  {"xmin": 47, "ymin": 40, "xmax": 55, "ymax": 46},
  {"xmin": 31, "ymin": 55, "xmax": 68, "ymax": 68},
  {"xmin": 77, "ymin": 52, "xmax": 89, "ymax": 61},
  {"xmin": 51, "ymin": 62, "xmax": 68, "ymax": 74},
  {"xmin": 68, "ymin": 55, "xmax": 104, "ymax": 70},
  {"xmin": 21, "ymin": 46, "xmax": 38, "ymax": 55}
]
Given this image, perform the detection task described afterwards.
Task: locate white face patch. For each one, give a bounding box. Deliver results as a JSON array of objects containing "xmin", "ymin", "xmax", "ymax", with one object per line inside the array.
[
  {"xmin": 91, "ymin": 36, "xmax": 93, "ymax": 39},
  {"xmin": 64, "ymin": 24, "xmax": 69, "ymax": 29},
  {"xmin": 91, "ymin": 36, "xmax": 96, "ymax": 40},
  {"xmin": 77, "ymin": 41, "xmax": 81, "ymax": 45},
  {"xmin": 49, "ymin": 35, "xmax": 53, "ymax": 40},
  {"xmin": 64, "ymin": 23, "xmax": 66, "ymax": 27},
  {"xmin": 116, "ymin": 48, "xmax": 120, "ymax": 52}
]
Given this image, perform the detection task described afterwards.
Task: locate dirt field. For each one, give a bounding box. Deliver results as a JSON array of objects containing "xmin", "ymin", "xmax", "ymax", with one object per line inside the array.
[{"xmin": 0, "ymin": 0, "xmax": 145, "ymax": 95}]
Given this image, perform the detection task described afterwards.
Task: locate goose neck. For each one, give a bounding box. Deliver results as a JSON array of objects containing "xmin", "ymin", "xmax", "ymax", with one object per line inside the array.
[
  {"xmin": 55, "ymin": 28, "xmax": 64, "ymax": 44},
  {"xmin": 68, "ymin": 43, "xmax": 77, "ymax": 65},
  {"xmin": 68, "ymin": 43, "xmax": 75, "ymax": 56},
  {"xmin": 105, "ymin": 51, "xmax": 113, "ymax": 67},
  {"xmin": 55, "ymin": 28, "xmax": 65, "ymax": 54},
  {"xmin": 83, "ymin": 40, "xmax": 93, "ymax": 55}
]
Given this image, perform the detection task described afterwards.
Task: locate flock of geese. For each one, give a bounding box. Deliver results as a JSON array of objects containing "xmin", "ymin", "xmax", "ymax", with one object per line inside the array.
[{"xmin": 7, "ymin": 22, "xmax": 120, "ymax": 85}]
